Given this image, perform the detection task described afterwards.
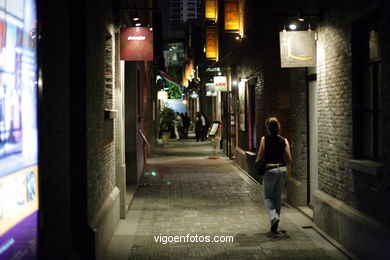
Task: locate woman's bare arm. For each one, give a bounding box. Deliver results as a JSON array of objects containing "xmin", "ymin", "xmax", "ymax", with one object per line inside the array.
[
  {"xmin": 256, "ymin": 136, "xmax": 265, "ymax": 161},
  {"xmin": 284, "ymin": 138, "xmax": 292, "ymax": 165}
]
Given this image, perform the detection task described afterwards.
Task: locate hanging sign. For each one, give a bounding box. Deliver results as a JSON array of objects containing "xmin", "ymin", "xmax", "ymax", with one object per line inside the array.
[
  {"xmin": 279, "ymin": 30, "xmax": 316, "ymax": 67},
  {"xmin": 120, "ymin": 27, "xmax": 153, "ymax": 61},
  {"xmin": 213, "ymin": 76, "xmax": 228, "ymax": 92},
  {"xmin": 224, "ymin": 0, "xmax": 240, "ymax": 31},
  {"xmin": 205, "ymin": 0, "xmax": 217, "ymax": 21},
  {"xmin": 206, "ymin": 83, "xmax": 217, "ymax": 96},
  {"xmin": 205, "ymin": 26, "xmax": 218, "ymax": 60}
]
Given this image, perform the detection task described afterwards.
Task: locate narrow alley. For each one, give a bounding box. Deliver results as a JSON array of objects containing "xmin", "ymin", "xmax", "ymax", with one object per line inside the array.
[
  {"xmin": 105, "ymin": 139, "xmax": 348, "ymax": 259},
  {"xmin": 1, "ymin": 0, "xmax": 390, "ymax": 259}
]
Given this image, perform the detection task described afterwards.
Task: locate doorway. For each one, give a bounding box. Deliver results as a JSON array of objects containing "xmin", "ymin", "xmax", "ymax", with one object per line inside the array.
[{"xmin": 308, "ymin": 71, "xmax": 318, "ymax": 207}]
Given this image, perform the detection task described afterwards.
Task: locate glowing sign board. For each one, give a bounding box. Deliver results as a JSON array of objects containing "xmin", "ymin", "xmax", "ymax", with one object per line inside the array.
[
  {"xmin": 120, "ymin": 27, "xmax": 154, "ymax": 61},
  {"xmin": 279, "ymin": 31, "xmax": 316, "ymax": 67},
  {"xmin": 205, "ymin": 0, "xmax": 217, "ymax": 21},
  {"xmin": 0, "ymin": 0, "xmax": 39, "ymax": 258},
  {"xmin": 224, "ymin": 0, "xmax": 240, "ymax": 31},
  {"xmin": 213, "ymin": 76, "xmax": 228, "ymax": 92},
  {"xmin": 205, "ymin": 26, "xmax": 218, "ymax": 60}
]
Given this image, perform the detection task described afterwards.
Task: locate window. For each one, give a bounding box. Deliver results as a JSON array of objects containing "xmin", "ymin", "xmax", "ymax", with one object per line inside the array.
[{"xmin": 352, "ymin": 15, "xmax": 382, "ymax": 160}]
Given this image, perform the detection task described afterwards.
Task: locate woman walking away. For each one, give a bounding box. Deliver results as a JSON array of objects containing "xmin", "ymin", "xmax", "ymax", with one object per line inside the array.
[{"xmin": 256, "ymin": 117, "xmax": 292, "ymax": 235}]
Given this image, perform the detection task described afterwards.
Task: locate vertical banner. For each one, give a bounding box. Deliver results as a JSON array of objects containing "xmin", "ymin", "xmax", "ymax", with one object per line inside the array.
[
  {"xmin": 224, "ymin": 0, "xmax": 240, "ymax": 31},
  {"xmin": 238, "ymin": 80, "xmax": 246, "ymax": 131},
  {"xmin": 205, "ymin": 26, "xmax": 218, "ymax": 60},
  {"xmin": 0, "ymin": 0, "xmax": 39, "ymax": 258},
  {"xmin": 120, "ymin": 27, "xmax": 154, "ymax": 61},
  {"xmin": 279, "ymin": 31, "xmax": 316, "ymax": 67},
  {"xmin": 205, "ymin": 0, "xmax": 218, "ymax": 21}
]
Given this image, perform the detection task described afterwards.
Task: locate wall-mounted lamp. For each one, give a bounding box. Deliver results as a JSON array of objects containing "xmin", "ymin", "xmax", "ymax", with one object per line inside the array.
[
  {"xmin": 135, "ymin": 22, "xmax": 141, "ymax": 27},
  {"xmin": 133, "ymin": 10, "xmax": 140, "ymax": 21},
  {"xmin": 232, "ymin": 80, "xmax": 238, "ymax": 86},
  {"xmin": 289, "ymin": 24, "xmax": 297, "ymax": 30},
  {"xmin": 297, "ymin": 10, "xmax": 304, "ymax": 22}
]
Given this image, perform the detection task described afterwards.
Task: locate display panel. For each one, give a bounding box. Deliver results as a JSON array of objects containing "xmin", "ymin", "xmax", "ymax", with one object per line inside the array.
[{"xmin": 0, "ymin": 0, "xmax": 39, "ymax": 258}]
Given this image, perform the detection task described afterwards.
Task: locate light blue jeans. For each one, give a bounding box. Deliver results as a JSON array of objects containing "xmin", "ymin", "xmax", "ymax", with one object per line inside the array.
[{"xmin": 263, "ymin": 166, "xmax": 287, "ymax": 226}]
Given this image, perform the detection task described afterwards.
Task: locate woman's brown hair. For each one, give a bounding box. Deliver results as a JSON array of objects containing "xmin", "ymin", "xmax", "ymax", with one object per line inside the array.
[{"xmin": 265, "ymin": 117, "xmax": 280, "ymax": 136}]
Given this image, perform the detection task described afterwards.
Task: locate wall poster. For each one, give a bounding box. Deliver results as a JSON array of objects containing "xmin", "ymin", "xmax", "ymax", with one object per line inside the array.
[
  {"xmin": 238, "ymin": 80, "xmax": 246, "ymax": 131},
  {"xmin": 0, "ymin": 0, "xmax": 39, "ymax": 259}
]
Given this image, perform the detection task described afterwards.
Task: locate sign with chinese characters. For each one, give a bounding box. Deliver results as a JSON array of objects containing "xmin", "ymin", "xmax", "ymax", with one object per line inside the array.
[
  {"xmin": 0, "ymin": 0, "xmax": 39, "ymax": 258},
  {"xmin": 206, "ymin": 83, "xmax": 217, "ymax": 96},
  {"xmin": 120, "ymin": 27, "xmax": 153, "ymax": 61},
  {"xmin": 205, "ymin": 26, "xmax": 218, "ymax": 60},
  {"xmin": 224, "ymin": 0, "xmax": 240, "ymax": 31},
  {"xmin": 213, "ymin": 76, "xmax": 228, "ymax": 92},
  {"xmin": 279, "ymin": 31, "xmax": 316, "ymax": 67},
  {"xmin": 205, "ymin": 0, "xmax": 217, "ymax": 21}
]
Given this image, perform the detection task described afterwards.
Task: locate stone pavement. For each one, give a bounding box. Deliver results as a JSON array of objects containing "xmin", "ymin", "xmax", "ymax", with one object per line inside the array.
[{"xmin": 105, "ymin": 139, "xmax": 349, "ymax": 260}]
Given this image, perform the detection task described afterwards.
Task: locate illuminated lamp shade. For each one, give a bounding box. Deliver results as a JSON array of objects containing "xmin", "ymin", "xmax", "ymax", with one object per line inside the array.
[
  {"xmin": 289, "ymin": 24, "xmax": 297, "ymax": 30},
  {"xmin": 157, "ymin": 90, "xmax": 168, "ymax": 100},
  {"xmin": 182, "ymin": 99, "xmax": 188, "ymax": 105}
]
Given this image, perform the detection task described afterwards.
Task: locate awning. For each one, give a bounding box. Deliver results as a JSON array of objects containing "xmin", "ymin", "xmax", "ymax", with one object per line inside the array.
[{"xmin": 156, "ymin": 69, "xmax": 181, "ymax": 88}]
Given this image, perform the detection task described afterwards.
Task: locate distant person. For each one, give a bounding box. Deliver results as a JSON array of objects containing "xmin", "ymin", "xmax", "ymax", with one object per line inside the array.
[
  {"xmin": 201, "ymin": 112, "xmax": 210, "ymax": 140},
  {"xmin": 182, "ymin": 112, "xmax": 190, "ymax": 139},
  {"xmin": 195, "ymin": 112, "xmax": 205, "ymax": 141},
  {"xmin": 256, "ymin": 117, "xmax": 292, "ymax": 235},
  {"xmin": 173, "ymin": 113, "xmax": 183, "ymax": 140}
]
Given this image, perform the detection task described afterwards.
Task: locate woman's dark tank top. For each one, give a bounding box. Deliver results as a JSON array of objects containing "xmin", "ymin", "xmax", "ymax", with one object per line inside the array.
[{"xmin": 264, "ymin": 135, "xmax": 286, "ymax": 164}]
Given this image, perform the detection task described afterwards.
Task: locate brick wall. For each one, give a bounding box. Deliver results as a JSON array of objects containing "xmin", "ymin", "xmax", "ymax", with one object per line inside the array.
[
  {"xmin": 315, "ymin": 1, "xmax": 390, "ymax": 225},
  {"xmin": 85, "ymin": 0, "xmax": 116, "ymax": 222},
  {"xmin": 289, "ymin": 69, "xmax": 308, "ymax": 182},
  {"xmin": 316, "ymin": 16, "xmax": 354, "ymax": 207}
]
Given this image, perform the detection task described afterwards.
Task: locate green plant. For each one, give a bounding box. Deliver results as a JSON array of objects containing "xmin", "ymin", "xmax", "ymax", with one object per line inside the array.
[
  {"xmin": 159, "ymin": 107, "xmax": 176, "ymax": 132},
  {"xmin": 166, "ymin": 65, "xmax": 182, "ymax": 99}
]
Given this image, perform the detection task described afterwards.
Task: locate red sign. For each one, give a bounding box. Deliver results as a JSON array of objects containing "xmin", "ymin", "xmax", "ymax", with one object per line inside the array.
[{"xmin": 120, "ymin": 27, "xmax": 153, "ymax": 61}]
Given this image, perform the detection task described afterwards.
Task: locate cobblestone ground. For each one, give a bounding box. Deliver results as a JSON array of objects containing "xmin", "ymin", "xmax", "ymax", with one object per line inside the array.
[{"xmin": 127, "ymin": 139, "xmax": 332, "ymax": 260}]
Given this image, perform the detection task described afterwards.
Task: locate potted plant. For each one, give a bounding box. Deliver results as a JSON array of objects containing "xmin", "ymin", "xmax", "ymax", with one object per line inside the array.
[{"xmin": 159, "ymin": 107, "xmax": 175, "ymax": 144}]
